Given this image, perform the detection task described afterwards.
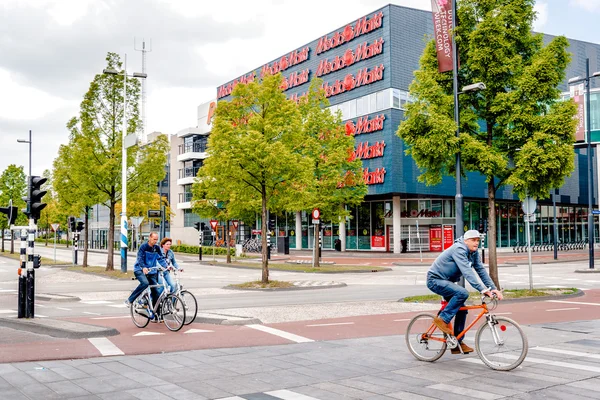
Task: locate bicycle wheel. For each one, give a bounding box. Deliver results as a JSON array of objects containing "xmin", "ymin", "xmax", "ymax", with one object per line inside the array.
[
  {"xmin": 179, "ymin": 290, "xmax": 198, "ymax": 325},
  {"xmin": 131, "ymin": 294, "xmax": 150, "ymax": 328},
  {"xmin": 405, "ymin": 313, "xmax": 447, "ymax": 362},
  {"xmin": 161, "ymin": 294, "xmax": 186, "ymax": 332},
  {"xmin": 475, "ymin": 316, "xmax": 528, "ymax": 371}
]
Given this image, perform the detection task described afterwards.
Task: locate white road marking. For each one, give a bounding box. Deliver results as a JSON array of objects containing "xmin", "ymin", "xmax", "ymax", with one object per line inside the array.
[
  {"xmin": 83, "ymin": 311, "xmax": 102, "ymax": 316},
  {"xmin": 533, "ymin": 347, "xmax": 600, "ymax": 360},
  {"xmin": 306, "ymin": 322, "xmax": 354, "ymax": 327},
  {"xmin": 546, "ymin": 300, "xmax": 600, "ymax": 306},
  {"xmin": 246, "ymin": 324, "xmax": 314, "ymax": 343},
  {"xmin": 56, "ymin": 307, "xmax": 71, "ymax": 311},
  {"xmin": 546, "ymin": 307, "xmax": 580, "ymax": 312},
  {"xmin": 133, "ymin": 331, "xmax": 164, "ymax": 337},
  {"xmin": 81, "ymin": 300, "xmax": 112, "ymax": 305},
  {"xmin": 0, "ymin": 309, "xmax": 17, "ymax": 314},
  {"xmin": 34, "ymin": 314, "xmax": 47, "ymax": 318},
  {"xmin": 35, "ymin": 304, "xmax": 47, "ymax": 308},
  {"xmin": 87, "ymin": 337, "xmax": 124, "ymax": 356},
  {"xmin": 546, "ymin": 285, "xmax": 568, "ymax": 288},
  {"xmin": 394, "ymin": 318, "xmax": 412, "ymax": 322},
  {"xmin": 184, "ymin": 329, "xmax": 214, "ymax": 334},
  {"xmin": 475, "ymin": 353, "xmax": 600, "ymax": 373},
  {"xmin": 0, "ymin": 289, "xmax": 17, "ymax": 293},
  {"xmin": 91, "ymin": 316, "xmax": 130, "ymax": 320},
  {"xmin": 106, "ymin": 304, "xmax": 127, "ymax": 308},
  {"xmin": 265, "ymin": 389, "xmax": 322, "ymax": 400},
  {"xmin": 493, "ymin": 312, "xmax": 513, "ymax": 315}
]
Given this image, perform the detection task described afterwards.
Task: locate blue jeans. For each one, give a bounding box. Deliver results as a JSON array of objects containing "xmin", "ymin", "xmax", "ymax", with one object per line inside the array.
[
  {"xmin": 427, "ymin": 273, "xmax": 469, "ymax": 340},
  {"xmin": 128, "ymin": 271, "xmax": 159, "ymax": 305},
  {"xmin": 158, "ymin": 271, "xmax": 177, "ymax": 295}
]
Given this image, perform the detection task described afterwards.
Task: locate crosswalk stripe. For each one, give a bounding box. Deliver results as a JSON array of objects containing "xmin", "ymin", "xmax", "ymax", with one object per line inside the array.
[
  {"xmin": 546, "ymin": 307, "xmax": 580, "ymax": 312},
  {"xmin": 88, "ymin": 337, "xmax": 124, "ymax": 356},
  {"xmin": 546, "ymin": 300, "xmax": 600, "ymax": 306},
  {"xmin": 246, "ymin": 324, "xmax": 314, "ymax": 343},
  {"xmin": 266, "ymin": 389, "xmax": 322, "ymax": 399},
  {"xmin": 532, "ymin": 346, "xmax": 600, "ymax": 360},
  {"xmin": 467, "ymin": 353, "xmax": 600, "ymax": 373},
  {"xmin": 306, "ymin": 322, "xmax": 354, "ymax": 327}
]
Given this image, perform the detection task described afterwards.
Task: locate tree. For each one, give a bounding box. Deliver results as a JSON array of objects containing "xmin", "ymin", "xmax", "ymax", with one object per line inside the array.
[
  {"xmin": 397, "ymin": 0, "xmax": 577, "ymax": 288},
  {"xmin": 193, "ymin": 73, "xmax": 314, "ymax": 282},
  {"xmin": 57, "ymin": 52, "xmax": 169, "ymax": 271},
  {"xmin": 0, "ymin": 164, "xmax": 27, "ymax": 253}
]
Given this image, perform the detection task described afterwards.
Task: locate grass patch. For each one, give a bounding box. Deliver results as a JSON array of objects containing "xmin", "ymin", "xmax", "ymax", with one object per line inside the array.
[
  {"xmin": 0, "ymin": 252, "xmax": 65, "ymax": 266},
  {"xmin": 402, "ymin": 288, "xmax": 579, "ymax": 303},
  {"xmin": 213, "ymin": 261, "xmax": 387, "ymax": 273},
  {"xmin": 66, "ymin": 266, "xmax": 134, "ymax": 280},
  {"xmin": 228, "ymin": 280, "xmax": 295, "ymax": 289}
]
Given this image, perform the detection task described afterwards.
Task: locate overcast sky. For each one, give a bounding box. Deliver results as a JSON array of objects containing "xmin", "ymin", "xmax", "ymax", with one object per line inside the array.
[{"xmin": 1, "ymin": 0, "xmax": 599, "ymax": 176}]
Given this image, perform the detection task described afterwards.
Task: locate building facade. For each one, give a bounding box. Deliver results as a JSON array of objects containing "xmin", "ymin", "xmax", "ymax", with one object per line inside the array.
[{"xmin": 177, "ymin": 4, "xmax": 600, "ymax": 252}]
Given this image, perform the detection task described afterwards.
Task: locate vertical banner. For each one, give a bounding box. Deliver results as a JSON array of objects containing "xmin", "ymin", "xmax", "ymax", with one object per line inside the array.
[
  {"xmin": 443, "ymin": 224, "xmax": 454, "ymax": 250},
  {"xmin": 431, "ymin": 0, "xmax": 455, "ymax": 72},
  {"xmin": 429, "ymin": 225, "xmax": 443, "ymax": 252},
  {"xmin": 571, "ymin": 83, "xmax": 585, "ymax": 142}
]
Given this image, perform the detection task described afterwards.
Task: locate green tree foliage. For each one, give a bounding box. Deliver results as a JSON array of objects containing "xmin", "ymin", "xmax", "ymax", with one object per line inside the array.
[
  {"xmin": 397, "ymin": 0, "xmax": 576, "ymax": 287},
  {"xmin": 0, "ymin": 164, "xmax": 27, "ymax": 253},
  {"xmin": 38, "ymin": 169, "xmax": 68, "ymax": 247},
  {"xmin": 55, "ymin": 52, "xmax": 169, "ymax": 271},
  {"xmin": 193, "ymin": 73, "xmax": 314, "ymax": 282}
]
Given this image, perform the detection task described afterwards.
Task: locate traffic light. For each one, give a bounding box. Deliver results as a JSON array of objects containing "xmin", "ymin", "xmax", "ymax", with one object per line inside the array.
[
  {"xmin": 23, "ymin": 176, "xmax": 47, "ymax": 222},
  {"xmin": 201, "ymin": 222, "xmax": 206, "ymax": 230},
  {"xmin": 0, "ymin": 203, "xmax": 18, "ymax": 225},
  {"xmin": 194, "ymin": 222, "xmax": 200, "ymax": 231},
  {"xmin": 268, "ymin": 217, "xmax": 275, "ymax": 231},
  {"xmin": 76, "ymin": 221, "xmax": 84, "ymax": 232},
  {"xmin": 33, "ymin": 255, "xmax": 41, "ymax": 269},
  {"xmin": 69, "ymin": 216, "xmax": 76, "ymax": 232}
]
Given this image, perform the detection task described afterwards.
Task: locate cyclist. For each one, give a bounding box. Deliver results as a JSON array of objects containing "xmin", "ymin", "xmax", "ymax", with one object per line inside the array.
[
  {"xmin": 125, "ymin": 232, "xmax": 168, "ymax": 309},
  {"xmin": 159, "ymin": 237, "xmax": 183, "ymax": 295},
  {"xmin": 427, "ymin": 229, "xmax": 503, "ymax": 354}
]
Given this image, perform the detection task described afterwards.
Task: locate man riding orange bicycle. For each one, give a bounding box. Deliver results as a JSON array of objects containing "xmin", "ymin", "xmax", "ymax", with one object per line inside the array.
[{"xmin": 427, "ymin": 230, "xmax": 503, "ymax": 354}]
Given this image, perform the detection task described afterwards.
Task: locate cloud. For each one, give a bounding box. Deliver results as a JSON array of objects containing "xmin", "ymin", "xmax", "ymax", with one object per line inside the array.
[
  {"xmin": 533, "ymin": 1, "xmax": 548, "ymax": 31},
  {"xmin": 570, "ymin": 0, "xmax": 600, "ymax": 12}
]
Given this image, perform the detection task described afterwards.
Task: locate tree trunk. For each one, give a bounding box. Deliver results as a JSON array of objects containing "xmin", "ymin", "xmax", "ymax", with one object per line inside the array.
[
  {"xmin": 83, "ymin": 206, "xmax": 89, "ymax": 268},
  {"xmin": 66, "ymin": 216, "xmax": 69, "ymax": 248},
  {"xmin": 487, "ymin": 180, "xmax": 500, "ymax": 288},
  {"xmin": 261, "ymin": 186, "xmax": 269, "ymax": 283},
  {"xmin": 106, "ymin": 200, "xmax": 115, "ymax": 271},
  {"xmin": 226, "ymin": 219, "xmax": 231, "ymax": 264}
]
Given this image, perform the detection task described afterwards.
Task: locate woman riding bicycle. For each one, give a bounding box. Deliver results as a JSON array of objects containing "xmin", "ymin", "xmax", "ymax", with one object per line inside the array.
[
  {"xmin": 427, "ymin": 230, "xmax": 503, "ymax": 354},
  {"xmin": 159, "ymin": 237, "xmax": 183, "ymax": 295}
]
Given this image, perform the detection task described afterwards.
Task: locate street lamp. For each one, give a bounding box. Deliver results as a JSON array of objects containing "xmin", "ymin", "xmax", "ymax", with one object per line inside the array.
[
  {"xmin": 103, "ymin": 54, "xmax": 147, "ymax": 273},
  {"xmin": 568, "ymin": 58, "xmax": 600, "ymax": 270}
]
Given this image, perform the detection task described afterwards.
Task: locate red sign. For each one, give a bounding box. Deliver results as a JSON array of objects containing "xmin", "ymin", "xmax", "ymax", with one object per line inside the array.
[
  {"xmin": 252, "ymin": 229, "xmax": 262, "ymax": 235},
  {"xmin": 280, "ymin": 69, "xmax": 310, "ymax": 91},
  {"xmin": 371, "ymin": 235, "xmax": 385, "ymax": 250},
  {"xmin": 217, "ymin": 72, "xmax": 256, "ymax": 99},
  {"xmin": 429, "ymin": 225, "xmax": 443, "ymax": 252},
  {"xmin": 316, "ymin": 11, "xmax": 384, "ymax": 55},
  {"xmin": 321, "ymin": 64, "xmax": 385, "ymax": 98},
  {"xmin": 232, "ymin": 220, "xmax": 239, "ymax": 229},
  {"xmin": 363, "ymin": 167, "xmax": 386, "ymax": 185},
  {"xmin": 351, "ymin": 141, "xmax": 386, "ymax": 160},
  {"xmin": 260, "ymin": 47, "xmax": 310, "ymax": 77},
  {"xmin": 443, "ymin": 225, "xmax": 454, "ymax": 250},
  {"xmin": 312, "ymin": 208, "xmax": 321, "ymax": 220},
  {"xmin": 316, "ymin": 38, "xmax": 384, "ymax": 77},
  {"xmin": 431, "ymin": 0, "xmax": 455, "ymax": 72},
  {"xmin": 572, "ymin": 83, "xmax": 585, "ymax": 141},
  {"xmin": 400, "ymin": 209, "xmax": 442, "ymax": 218},
  {"xmin": 345, "ymin": 114, "xmax": 385, "ymax": 136},
  {"xmin": 209, "ymin": 220, "xmax": 218, "ymax": 230}
]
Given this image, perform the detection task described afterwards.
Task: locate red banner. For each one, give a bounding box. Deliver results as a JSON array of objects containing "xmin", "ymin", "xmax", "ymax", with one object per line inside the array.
[
  {"xmin": 431, "ymin": 0, "xmax": 455, "ymax": 73},
  {"xmin": 429, "ymin": 225, "xmax": 443, "ymax": 252},
  {"xmin": 371, "ymin": 235, "xmax": 385, "ymax": 250},
  {"xmin": 443, "ymin": 225, "xmax": 454, "ymax": 250},
  {"xmin": 571, "ymin": 83, "xmax": 585, "ymax": 142}
]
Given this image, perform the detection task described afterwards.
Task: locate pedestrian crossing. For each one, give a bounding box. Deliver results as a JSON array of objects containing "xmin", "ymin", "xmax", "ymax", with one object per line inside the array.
[{"xmin": 217, "ymin": 389, "xmax": 321, "ymax": 400}]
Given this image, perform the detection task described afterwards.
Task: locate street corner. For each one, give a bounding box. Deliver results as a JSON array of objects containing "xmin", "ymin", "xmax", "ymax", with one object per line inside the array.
[
  {"xmin": 224, "ymin": 280, "xmax": 347, "ymax": 291},
  {"xmin": 0, "ymin": 316, "xmax": 118, "ymax": 339}
]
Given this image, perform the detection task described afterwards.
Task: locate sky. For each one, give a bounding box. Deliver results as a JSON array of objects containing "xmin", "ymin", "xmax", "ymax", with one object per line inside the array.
[{"xmin": 1, "ymin": 0, "xmax": 600, "ymax": 176}]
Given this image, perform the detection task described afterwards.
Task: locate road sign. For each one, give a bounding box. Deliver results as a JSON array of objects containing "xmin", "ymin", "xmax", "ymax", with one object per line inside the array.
[
  {"xmin": 312, "ymin": 219, "xmax": 320, "ymax": 224},
  {"xmin": 130, "ymin": 216, "xmax": 144, "ymax": 228},
  {"xmin": 311, "ymin": 208, "xmax": 320, "ymax": 220},
  {"xmin": 51, "ymin": 223, "xmax": 60, "ymax": 232},
  {"xmin": 147, "ymin": 210, "xmax": 161, "ymax": 218},
  {"xmin": 521, "ymin": 197, "xmax": 537, "ymax": 215},
  {"xmin": 210, "ymin": 220, "xmax": 218, "ymax": 230},
  {"xmin": 593, "ymin": 210, "xmax": 600, "ymax": 215},
  {"xmin": 232, "ymin": 220, "xmax": 239, "ymax": 229}
]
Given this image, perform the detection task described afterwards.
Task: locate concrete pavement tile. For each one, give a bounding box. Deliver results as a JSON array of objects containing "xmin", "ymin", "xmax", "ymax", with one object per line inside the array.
[
  {"xmin": 562, "ymin": 381, "xmax": 600, "ymax": 397},
  {"xmin": 526, "ymin": 386, "xmax": 600, "ymax": 400},
  {"xmin": 396, "ymin": 386, "xmax": 469, "ymax": 400},
  {"xmin": 272, "ymin": 354, "xmax": 321, "ymax": 367},
  {"xmin": 119, "ymin": 357, "xmax": 166, "ymax": 371},
  {"xmin": 12, "ymin": 361, "xmax": 42, "ymax": 371},
  {"xmin": 98, "ymin": 392, "xmax": 140, "ymax": 400},
  {"xmin": 124, "ymin": 387, "xmax": 174, "ymax": 400},
  {"xmin": 387, "ymin": 391, "xmax": 437, "ymax": 400},
  {"xmin": 2, "ymin": 371, "xmax": 38, "ymax": 387},
  {"xmin": 256, "ymin": 356, "xmax": 303, "ymax": 370},
  {"xmin": 312, "ymin": 381, "xmax": 380, "ymax": 399},
  {"xmin": 72, "ymin": 377, "xmax": 118, "ymax": 394},
  {"xmin": 290, "ymin": 364, "xmax": 362, "ymax": 380},
  {"xmin": 390, "ymin": 365, "xmax": 470, "ymax": 383},
  {"xmin": 508, "ymin": 370, "xmax": 572, "ymax": 385},
  {"xmin": 18, "ymin": 382, "xmax": 64, "ymax": 399},
  {"xmin": 26, "ymin": 368, "xmax": 67, "ymax": 383},
  {"xmin": 0, "ymin": 389, "xmax": 33, "ymax": 400},
  {"xmin": 37, "ymin": 360, "xmax": 70, "ymax": 368},
  {"xmin": 427, "ymin": 383, "xmax": 504, "ymax": 400},
  {"xmin": 447, "ymin": 378, "xmax": 523, "ymax": 397},
  {"xmin": 185, "ymin": 364, "xmax": 241, "ymax": 380},
  {"xmin": 121, "ymin": 370, "xmax": 170, "ymax": 387},
  {"xmin": 137, "ymin": 354, "xmax": 183, "ymax": 369},
  {"xmin": 161, "ymin": 353, "xmax": 205, "ymax": 367},
  {"xmin": 292, "ymin": 385, "xmax": 355, "ymax": 400},
  {"xmin": 0, "ymin": 364, "xmax": 19, "ymax": 375},
  {"xmin": 253, "ymin": 369, "xmax": 322, "ymax": 387},
  {"xmin": 68, "ymin": 396, "xmax": 102, "ymax": 400},
  {"xmin": 363, "ymin": 396, "xmax": 399, "ymax": 400},
  {"xmin": 518, "ymin": 364, "xmax": 597, "ymax": 380},
  {"xmin": 178, "ymin": 381, "xmax": 232, "ymax": 399},
  {"xmin": 143, "ymin": 367, "xmax": 202, "ymax": 384},
  {"xmin": 213, "ymin": 359, "xmax": 270, "ymax": 375},
  {"xmin": 153, "ymin": 383, "xmax": 208, "ymax": 400},
  {"xmin": 78, "ymin": 363, "xmax": 114, "ymax": 377},
  {"xmin": 469, "ymin": 375, "xmax": 552, "ymax": 393},
  {"xmin": 204, "ymin": 375, "xmax": 275, "ymax": 394},
  {"xmin": 349, "ymin": 374, "xmax": 423, "ymax": 392},
  {"xmin": 47, "ymin": 380, "xmax": 92, "ymax": 397},
  {"xmin": 334, "ymin": 377, "xmax": 395, "ymax": 395},
  {"xmin": 50, "ymin": 366, "xmax": 91, "ymax": 380},
  {"xmin": 95, "ymin": 373, "xmax": 146, "ymax": 391},
  {"xmin": 62, "ymin": 359, "xmax": 92, "ymax": 367},
  {"xmin": 372, "ymin": 371, "xmax": 437, "ymax": 388}
]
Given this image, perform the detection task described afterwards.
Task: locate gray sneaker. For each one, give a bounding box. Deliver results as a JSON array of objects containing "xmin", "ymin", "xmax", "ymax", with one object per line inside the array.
[{"xmin": 124, "ymin": 299, "xmax": 131, "ymax": 307}]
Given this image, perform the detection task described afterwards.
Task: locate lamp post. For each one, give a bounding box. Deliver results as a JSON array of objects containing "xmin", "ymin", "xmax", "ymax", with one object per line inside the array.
[
  {"xmin": 568, "ymin": 58, "xmax": 600, "ymax": 270},
  {"xmin": 103, "ymin": 54, "xmax": 147, "ymax": 273}
]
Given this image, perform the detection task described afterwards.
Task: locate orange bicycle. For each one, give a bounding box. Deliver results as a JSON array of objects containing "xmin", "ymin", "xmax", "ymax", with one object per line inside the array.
[{"xmin": 405, "ymin": 295, "xmax": 528, "ymax": 371}]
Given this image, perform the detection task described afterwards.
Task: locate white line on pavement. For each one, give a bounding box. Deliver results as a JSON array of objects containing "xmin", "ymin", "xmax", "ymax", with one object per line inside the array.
[
  {"xmin": 463, "ymin": 353, "xmax": 600, "ymax": 373},
  {"xmin": 56, "ymin": 307, "xmax": 71, "ymax": 311},
  {"xmin": 83, "ymin": 312, "xmax": 102, "ymax": 316},
  {"xmin": 306, "ymin": 322, "xmax": 354, "ymax": 327},
  {"xmin": 81, "ymin": 301, "xmax": 112, "ymax": 305},
  {"xmin": 87, "ymin": 337, "xmax": 124, "ymax": 356},
  {"xmin": 265, "ymin": 389, "xmax": 322, "ymax": 400},
  {"xmin": 546, "ymin": 300, "xmax": 600, "ymax": 306},
  {"xmin": 35, "ymin": 304, "xmax": 47, "ymax": 308},
  {"xmin": 91, "ymin": 316, "xmax": 130, "ymax": 320},
  {"xmin": 533, "ymin": 347, "xmax": 600, "ymax": 360},
  {"xmin": 546, "ymin": 307, "xmax": 580, "ymax": 312},
  {"xmin": 393, "ymin": 318, "xmax": 412, "ymax": 322},
  {"xmin": 494, "ymin": 312, "xmax": 513, "ymax": 315},
  {"xmin": 0, "ymin": 310, "xmax": 16, "ymax": 314},
  {"xmin": 246, "ymin": 324, "xmax": 314, "ymax": 343}
]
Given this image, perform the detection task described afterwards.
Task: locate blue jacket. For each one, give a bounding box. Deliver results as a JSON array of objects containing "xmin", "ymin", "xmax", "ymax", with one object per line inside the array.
[
  {"xmin": 133, "ymin": 242, "xmax": 168, "ymax": 274},
  {"xmin": 161, "ymin": 248, "xmax": 179, "ymax": 270},
  {"xmin": 428, "ymin": 237, "xmax": 496, "ymax": 293}
]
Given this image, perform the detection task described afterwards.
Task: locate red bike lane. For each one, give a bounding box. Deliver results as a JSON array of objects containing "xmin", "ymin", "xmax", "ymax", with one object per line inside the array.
[{"xmin": 1, "ymin": 290, "xmax": 598, "ymax": 363}]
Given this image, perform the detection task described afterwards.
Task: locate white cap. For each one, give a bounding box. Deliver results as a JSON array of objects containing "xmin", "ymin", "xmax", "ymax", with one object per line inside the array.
[{"xmin": 464, "ymin": 230, "xmax": 481, "ymax": 240}]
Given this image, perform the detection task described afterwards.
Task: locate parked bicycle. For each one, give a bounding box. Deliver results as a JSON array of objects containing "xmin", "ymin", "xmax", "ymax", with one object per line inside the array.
[
  {"xmin": 405, "ymin": 294, "xmax": 528, "ymax": 371},
  {"xmin": 130, "ymin": 267, "xmax": 186, "ymax": 332},
  {"xmin": 171, "ymin": 269, "xmax": 198, "ymax": 325}
]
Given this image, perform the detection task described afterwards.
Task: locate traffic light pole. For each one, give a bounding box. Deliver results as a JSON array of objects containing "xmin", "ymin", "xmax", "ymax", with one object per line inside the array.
[
  {"xmin": 18, "ymin": 229, "xmax": 27, "ymax": 318},
  {"xmin": 26, "ymin": 220, "xmax": 35, "ymax": 318},
  {"xmin": 199, "ymin": 231, "xmax": 203, "ymax": 261}
]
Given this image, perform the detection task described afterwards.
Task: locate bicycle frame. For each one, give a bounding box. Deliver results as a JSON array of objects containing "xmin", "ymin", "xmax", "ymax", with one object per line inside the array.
[
  {"xmin": 142, "ymin": 269, "xmax": 170, "ymax": 315},
  {"xmin": 425, "ymin": 301, "xmax": 490, "ymax": 343}
]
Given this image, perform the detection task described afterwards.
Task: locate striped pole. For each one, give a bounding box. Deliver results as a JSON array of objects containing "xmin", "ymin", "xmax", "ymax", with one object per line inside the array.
[
  {"xmin": 17, "ymin": 228, "xmax": 27, "ymax": 318},
  {"xmin": 120, "ymin": 216, "xmax": 128, "ymax": 273},
  {"xmin": 26, "ymin": 224, "xmax": 35, "ymax": 318}
]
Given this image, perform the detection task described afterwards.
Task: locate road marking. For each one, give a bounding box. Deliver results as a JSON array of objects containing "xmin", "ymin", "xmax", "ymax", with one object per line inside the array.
[
  {"xmin": 106, "ymin": 305, "xmax": 126, "ymax": 308},
  {"xmin": 56, "ymin": 307, "xmax": 71, "ymax": 311},
  {"xmin": 215, "ymin": 397, "xmax": 246, "ymax": 400},
  {"xmin": 35, "ymin": 304, "xmax": 47, "ymax": 308},
  {"xmin": 494, "ymin": 312, "xmax": 513, "ymax": 315},
  {"xmin": 394, "ymin": 318, "xmax": 412, "ymax": 322},
  {"xmin": 133, "ymin": 331, "xmax": 164, "ymax": 337},
  {"xmin": 34, "ymin": 314, "xmax": 48, "ymax": 318},
  {"xmin": 83, "ymin": 312, "xmax": 102, "ymax": 316},
  {"xmin": 0, "ymin": 310, "xmax": 16, "ymax": 314},
  {"xmin": 0, "ymin": 289, "xmax": 16, "ymax": 293},
  {"xmin": 546, "ymin": 300, "xmax": 600, "ymax": 306},
  {"xmin": 265, "ymin": 389, "xmax": 322, "ymax": 399},
  {"xmin": 184, "ymin": 329, "xmax": 214, "ymax": 334},
  {"xmin": 546, "ymin": 307, "xmax": 580, "ymax": 312},
  {"xmin": 533, "ymin": 346, "xmax": 600, "ymax": 360},
  {"xmin": 463, "ymin": 353, "xmax": 600, "ymax": 373},
  {"xmin": 88, "ymin": 337, "xmax": 124, "ymax": 356},
  {"xmin": 81, "ymin": 300, "xmax": 112, "ymax": 305},
  {"xmin": 306, "ymin": 322, "xmax": 354, "ymax": 327},
  {"xmin": 91, "ymin": 316, "xmax": 130, "ymax": 320},
  {"xmin": 246, "ymin": 324, "xmax": 314, "ymax": 343}
]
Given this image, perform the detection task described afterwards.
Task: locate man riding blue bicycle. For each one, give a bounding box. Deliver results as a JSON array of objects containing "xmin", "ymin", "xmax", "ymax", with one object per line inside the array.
[{"xmin": 125, "ymin": 232, "xmax": 168, "ymax": 310}]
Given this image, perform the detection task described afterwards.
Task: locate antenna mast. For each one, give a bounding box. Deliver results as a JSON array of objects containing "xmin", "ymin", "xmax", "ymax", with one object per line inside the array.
[{"xmin": 134, "ymin": 38, "xmax": 152, "ymax": 143}]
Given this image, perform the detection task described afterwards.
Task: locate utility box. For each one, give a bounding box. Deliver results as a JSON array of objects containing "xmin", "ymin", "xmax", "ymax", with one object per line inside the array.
[{"xmin": 277, "ymin": 236, "xmax": 290, "ymax": 254}]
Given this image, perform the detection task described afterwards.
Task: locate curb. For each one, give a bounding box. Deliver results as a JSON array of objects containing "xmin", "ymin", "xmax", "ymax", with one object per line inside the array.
[
  {"xmin": 37, "ymin": 293, "xmax": 81, "ymax": 302},
  {"xmin": 398, "ymin": 289, "xmax": 585, "ymax": 305},
  {"xmin": 574, "ymin": 268, "xmax": 600, "ymax": 273},
  {"xmin": 192, "ymin": 262, "xmax": 387, "ymax": 274},
  {"xmin": 224, "ymin": 282, "xmax": 347, "ymax": 291},
  {"xmin": 392, "ymin": 262, "xmax": 516, "ymax": 268},
  {"xmin": 194, "ymin": 313, "xmax": 262, "ymax": 325},
  {"xmin": 0, "ymin": 317, "xmax": 119, "ymax": 339}
]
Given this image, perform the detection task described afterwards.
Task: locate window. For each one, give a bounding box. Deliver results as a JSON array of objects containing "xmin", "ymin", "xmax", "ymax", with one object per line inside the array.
[{"xmin": 348, "ymin": 99, "xmax": 357, "ymax": 119}]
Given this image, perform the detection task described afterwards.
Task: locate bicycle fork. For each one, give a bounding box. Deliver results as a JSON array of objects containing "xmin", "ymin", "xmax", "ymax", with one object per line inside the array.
[{"xmin": 486, "ymin": 315, "xmax": 505, "ymax": 346}]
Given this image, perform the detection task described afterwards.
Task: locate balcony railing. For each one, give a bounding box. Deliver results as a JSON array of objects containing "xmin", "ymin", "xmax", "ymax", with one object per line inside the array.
[
  {"xmin": 178, "ymin": 142, "xmax": 208, "ymax": 155},
  {"xmin": 178, "ymin": 192, "xmax": 193, "ymax": 203},
  {"xmin": 178, "ymin": 166, "xmax": 200, "ymax": 179}
]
